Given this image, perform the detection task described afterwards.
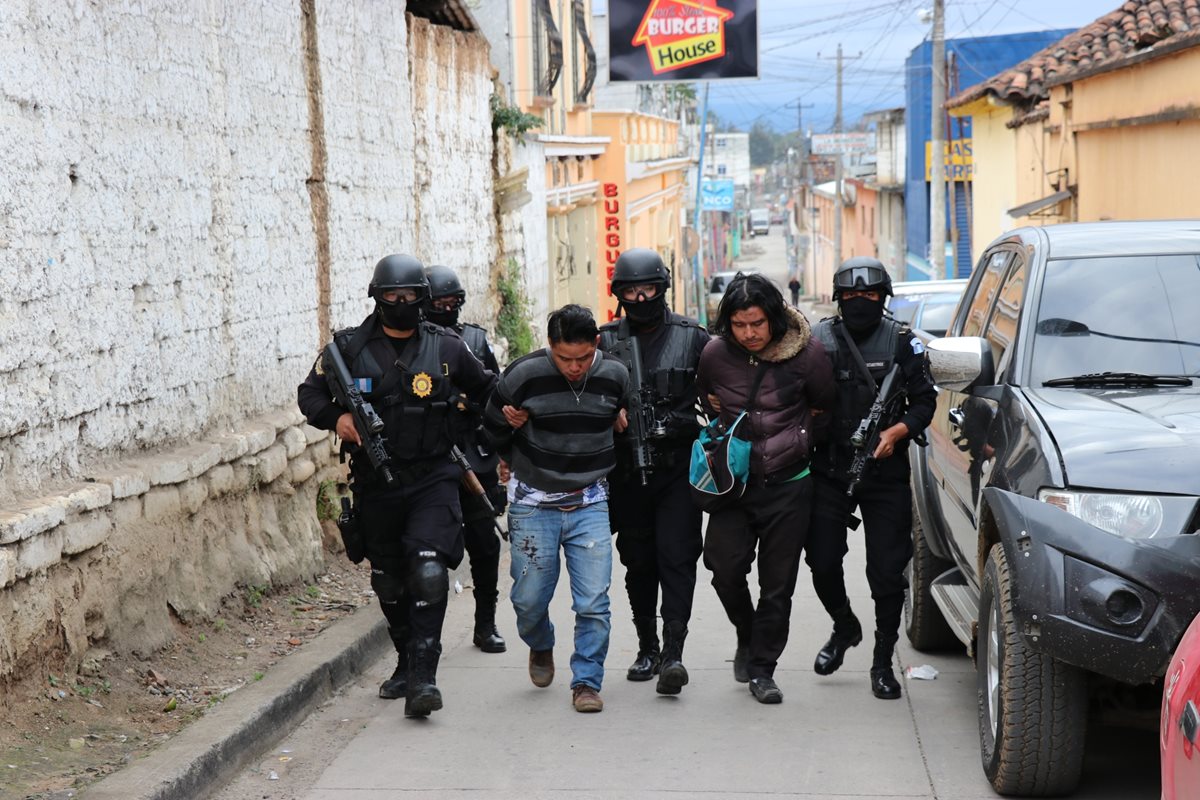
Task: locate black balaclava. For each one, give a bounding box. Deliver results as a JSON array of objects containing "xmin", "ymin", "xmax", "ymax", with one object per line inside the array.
[
  {"xmin": 618, "ymin": 285, "xmax": 667, "ymax": 327},
  {"xmin": 377, "ymin": 298, "xmax": 422, "ymax": 331},
  {"xmin": 425, "ymin": 301, "xmax": 460, "ymax": 329},
  {"xmin": 839, "ymin": 295, "xmax": 885, "ymax": 334}
]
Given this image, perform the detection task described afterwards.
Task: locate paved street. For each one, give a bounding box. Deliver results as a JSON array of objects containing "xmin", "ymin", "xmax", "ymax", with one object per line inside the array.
[
  {"xmin": 214, "ymin": 542, "xmax": 1158, "ymax": 799},
  {"xmin": 213, "ymin": 234, "xmax": 1159, "ymax": 800}
]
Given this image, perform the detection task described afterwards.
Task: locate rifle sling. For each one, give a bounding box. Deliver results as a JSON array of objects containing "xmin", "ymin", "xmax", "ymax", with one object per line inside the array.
[{"xmin": 835, "ymin": 321, "xmax": 878, "ymax": 390}]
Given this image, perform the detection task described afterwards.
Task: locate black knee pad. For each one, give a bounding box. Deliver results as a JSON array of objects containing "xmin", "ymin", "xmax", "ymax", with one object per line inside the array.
[
  {"xmin": 371, "ymin": 568, "xmax": 406, "ymax": 607},
  {"xmin": 407, "ymin": 551, "xmax": 448, "ymax": 607}
]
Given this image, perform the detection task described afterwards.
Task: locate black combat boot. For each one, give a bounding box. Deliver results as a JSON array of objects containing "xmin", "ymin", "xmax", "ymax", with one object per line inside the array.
[
  {"xmin": 656, "ymin": 620, "xmax": 690, "ymax": 695},
  {"xmin": 472, "ymin": 598, "xmax": 506, "ymax": 653},
  {"xmin": 627, "ymin": 616, "xmax": 661, "ymax": 682},
  {"xmin": 378, "ymin": 625, "xmax": 409, "ymax": 699},
  {"xmin": 814, "ymin": 600, "xmax": 863, "ymax": 676},
  {"xmin": 870, "ymin": 632, "xmax": 902, "ymax": 700},
  {"xmin": 404, "ymin": 637, "xmax": 444, "ymax": 717},
  {"xmin": 732, "ymin": 627, "xmax": 751, "ymax": 683}
]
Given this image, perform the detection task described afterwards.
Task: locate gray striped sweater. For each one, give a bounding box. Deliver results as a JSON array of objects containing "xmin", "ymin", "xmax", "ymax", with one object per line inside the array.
[{"xmin": 483, "ymin": 348, "xmax": 629, "ymax": 492}]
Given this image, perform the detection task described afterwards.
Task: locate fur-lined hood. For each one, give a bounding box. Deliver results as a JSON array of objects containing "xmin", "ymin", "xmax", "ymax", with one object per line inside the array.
[{"xmin": 758, "ymin": 306, "xmax": 813, "ymax": 363}]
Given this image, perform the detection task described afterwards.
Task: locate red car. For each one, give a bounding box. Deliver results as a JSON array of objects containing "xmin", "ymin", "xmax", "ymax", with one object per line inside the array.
[{"xmin": 1162, "ymin": 612, "xmax": 1200, "ymax": 799}]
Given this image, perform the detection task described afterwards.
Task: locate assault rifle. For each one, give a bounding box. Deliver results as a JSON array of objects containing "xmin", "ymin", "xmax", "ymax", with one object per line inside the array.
[
  {"xmin": 846, "ymin": 363, "xmax": 904, "ymax": 497},
  {"xmin": 450, "ymin": 445, "xmax": 508, "ymax": 541},
  {"xmin": 322, "ymin": 341, "xmax": 395, "ymax": 486},
  {"xmin": 625, "ymin": 335, "xmax": 667, "ymax": 485}
]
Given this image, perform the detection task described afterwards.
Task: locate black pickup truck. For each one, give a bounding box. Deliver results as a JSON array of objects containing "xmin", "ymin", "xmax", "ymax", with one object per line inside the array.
[{"xmin": 906, "ymin": 221, "xmax": 1200, "ymax": 796}]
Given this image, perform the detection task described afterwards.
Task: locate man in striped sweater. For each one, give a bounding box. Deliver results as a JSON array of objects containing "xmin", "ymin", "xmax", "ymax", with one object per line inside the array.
[{"xmin": 483, "ymin": 305, "xmax": 630, "ymax": 713}]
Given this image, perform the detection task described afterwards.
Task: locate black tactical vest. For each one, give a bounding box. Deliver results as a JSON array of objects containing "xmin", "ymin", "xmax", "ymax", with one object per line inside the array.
[
  {"xmin": 453, "ymin": 322, "xmax": 499, "ymax": 474},
  {"xmin": 334, "ymin": 318, "xmax": 459, "ymax": 462},
  {"xmin": 599, "ymin": 313, "xmax": 705, "ymax": 445},
  {"xmin": 458, "ymin": 323, "xmax": 490, "ymax": 365},
  {"xmin": 814, "ymin": 316, "xmax": 906, "ymax": 473}
]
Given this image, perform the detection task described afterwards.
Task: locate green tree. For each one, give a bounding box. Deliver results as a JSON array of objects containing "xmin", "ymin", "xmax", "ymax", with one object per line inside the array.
[{"xmin": 749, "ymin": 121, "xmax": 777, "ymax": 166}]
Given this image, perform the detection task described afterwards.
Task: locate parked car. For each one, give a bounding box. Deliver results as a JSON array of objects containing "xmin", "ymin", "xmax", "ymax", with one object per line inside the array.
[
  {"xmin": 886, "ymin": 278, "xmax": 968, "ymax": 339},
  {"xmin": 906, "ymin": 221, "xmax": 1200, "ymax": 796},
  {"xmin": 748, "ymin": 208, "xmax": 769, "ymax": 237},
  {"xmin": 705, "ymin": 269, "xmax": 759, "ymax": 324},
  {"xmin": 1162, "ymin": 612, "xmax": 1200, "ymax": 800}
]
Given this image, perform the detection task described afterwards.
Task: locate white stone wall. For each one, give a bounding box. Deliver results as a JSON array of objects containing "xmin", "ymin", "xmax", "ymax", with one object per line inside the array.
[
  {"xmin": 0, "ymin": 1, "xmax": 314, "ymax": 503},
  {"xmin": 0, "ymin": 2, "xmax": 498, "ymax": 679},
  {"xmin": 409, "ymin": 16, "xmax": 498, "ymax": 328},
  {"xmin": 0, "ymin": 3, "xmax": 497, "ymax": 502}
]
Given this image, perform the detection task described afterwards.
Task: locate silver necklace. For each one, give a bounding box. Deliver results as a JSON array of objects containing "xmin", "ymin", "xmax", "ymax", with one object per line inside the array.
[
  {"xmin": 564, "ymin": 351, "xmax": 598, "ymax": 404},
  {"xmin": 566, "ymin": 373, "xmax": 589, "ymax": 404}
]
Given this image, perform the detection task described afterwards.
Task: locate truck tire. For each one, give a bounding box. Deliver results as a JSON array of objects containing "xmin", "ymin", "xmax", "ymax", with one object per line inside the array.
[
  {"xmin": 977, "ymin": 543, "xmax": 1087, "ymax": 796},
  {"xmin": 904, "ymin": 503, "xmax": 958, "ymax": 651}
]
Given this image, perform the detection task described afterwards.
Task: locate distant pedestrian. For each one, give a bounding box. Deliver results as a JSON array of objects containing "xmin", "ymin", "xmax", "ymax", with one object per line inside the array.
[
  {"xmin": 483, "ymin": 305, "xmax": 629, "ymax": 713},
  {"xmin": 788, "ymin": 276, "xmax": 801, "ymax": 306},
  {"xmin": 696, "ymin": 273, "xmax": 835, "ymax": 704}
]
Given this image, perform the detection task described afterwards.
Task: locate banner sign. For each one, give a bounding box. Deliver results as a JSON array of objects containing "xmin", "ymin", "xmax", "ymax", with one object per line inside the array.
[
  {"xmin": 924, "ymin": 139, "xmax": 974, "ymax": 181},
  {"xmin": 700, "ymin": 179, "xmax": 736, "ymax": 211},
  {"xmin": 811, "ymin": 132, "xmax": 872, "ymax": 156},
  {"xmin": 609, "ymin": 0, "xmax": 758, "ymax": 82}
]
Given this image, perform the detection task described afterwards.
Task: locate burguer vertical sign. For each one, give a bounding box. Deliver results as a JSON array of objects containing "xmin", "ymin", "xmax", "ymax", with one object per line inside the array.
[{"xmin": 609, "ymin": 0, "xmax": 758, "ymax": 82}]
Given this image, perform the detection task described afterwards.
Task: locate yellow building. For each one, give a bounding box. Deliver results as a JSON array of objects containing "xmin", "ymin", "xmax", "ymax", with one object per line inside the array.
[
  {"xmin": 592, "ymin": 110, "xmax": 691, "ymax": 322},
  {"xmin": 507, "ymin": 0, "xmax": 608, "ymax": 310},
  {"xmin": 493, "ymin": 0, "xmax": 696, "ymax": 317},
  {"xmin": 948, "ymin": 1, "xmax": 1200, "ymax": 261}
]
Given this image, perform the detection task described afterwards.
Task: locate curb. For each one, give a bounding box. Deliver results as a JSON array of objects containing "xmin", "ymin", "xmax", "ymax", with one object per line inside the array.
[{"xmin": 83, "ymin": 607, "xmax": 389, "ymax": 800}]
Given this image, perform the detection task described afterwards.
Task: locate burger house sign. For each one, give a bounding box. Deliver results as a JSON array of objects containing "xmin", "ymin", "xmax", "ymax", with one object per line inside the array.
[{"xmin": 608, "ymin": 0, "xmax": 758, "ymax": 83}]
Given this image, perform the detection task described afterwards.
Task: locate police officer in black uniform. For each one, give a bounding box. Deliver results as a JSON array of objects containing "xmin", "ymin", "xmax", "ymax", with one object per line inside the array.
[
  {"xmin": 297, "ymin": 254, "xmax": 496, "ymax": 718},
  {"xmin": 423, "ymin": 263, "xmax": 507, "ymax": 654},
  {"xmin": 599, "ymin": 248, "xmax": 709, "ymax": 696},
  {"xmin": 804, "ymin": 257, "xmax": 936, "ymax": 699}
]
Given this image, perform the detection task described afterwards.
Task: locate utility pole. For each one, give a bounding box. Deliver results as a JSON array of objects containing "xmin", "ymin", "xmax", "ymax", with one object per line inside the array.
[
  {"xmin": 930, "ymin": 0, "xmax": 947, "ymax": 278},
  {"xmin": 692, "ymin": 82, "xmax": 711, "ymax": 326},
  {"xmin": 818, "ymin": 44, "xmax": 858, "ymax": 272},
  {"xmin": 788, "ymin": 98, "xmax": 814, "ymax": 182}
]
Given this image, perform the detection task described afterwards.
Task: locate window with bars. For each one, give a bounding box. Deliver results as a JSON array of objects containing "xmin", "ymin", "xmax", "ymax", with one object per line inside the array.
[
  {"xmin": 572, "ymin": 0, "xmax": 596, "ymax": 104},
  {"xmin": 533, "ymin": 0, "xmax": 563, "ymax": 98}
]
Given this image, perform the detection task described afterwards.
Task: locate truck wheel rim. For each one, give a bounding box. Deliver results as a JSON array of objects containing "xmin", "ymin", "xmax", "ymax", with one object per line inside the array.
[{"xmin": 987, "ymin": 597, "xmax": 1001, "ymax": 736}]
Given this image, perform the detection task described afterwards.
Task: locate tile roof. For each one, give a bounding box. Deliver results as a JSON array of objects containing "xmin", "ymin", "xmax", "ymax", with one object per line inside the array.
[{"xmin": 948, "ymin": 0, "xmax": 1200, "ymax": 109}]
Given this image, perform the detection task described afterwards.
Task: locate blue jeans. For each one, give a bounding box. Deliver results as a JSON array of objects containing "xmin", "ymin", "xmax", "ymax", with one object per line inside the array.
[{"xmin": 508, "ymin": 502, "xmax": 613, "ymax": 691}]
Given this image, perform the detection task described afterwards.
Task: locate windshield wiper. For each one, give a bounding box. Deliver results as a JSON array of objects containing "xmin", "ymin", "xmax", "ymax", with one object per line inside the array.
[{"xmin": 1043, "ymin": 372, "xmax": 1195, "ymax": 388}]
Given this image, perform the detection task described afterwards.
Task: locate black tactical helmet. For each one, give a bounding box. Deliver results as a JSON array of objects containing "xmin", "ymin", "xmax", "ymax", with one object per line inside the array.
[
  {"xmin": 832, "ymin": 256, "xmax": 892, "ymax": 299},
  {"xmin": 425, "ymin": 264, "xmax": 466, "ymax": 300},
  {"xmin": 368, "ymin": 254, "xmax": 428, "ymax": 298},
  {"xmin": 611, "ymin": 248, "xmax": 670, "ymax": 290}
]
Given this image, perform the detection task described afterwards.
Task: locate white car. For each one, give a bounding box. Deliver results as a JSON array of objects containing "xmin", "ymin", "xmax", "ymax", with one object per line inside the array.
[{"xmin": 886, "ymin": 278, "xmax": 968, "ymax": 339}]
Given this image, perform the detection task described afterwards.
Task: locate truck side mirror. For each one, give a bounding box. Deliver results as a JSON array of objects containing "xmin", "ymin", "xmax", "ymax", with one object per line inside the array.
[{"xmin": 927, "ymin": 337, "xmax": 995, "ymax": 392}]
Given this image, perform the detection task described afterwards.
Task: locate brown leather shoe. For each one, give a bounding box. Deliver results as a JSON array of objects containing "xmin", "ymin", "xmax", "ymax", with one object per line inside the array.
[
  {"xmin": 572, "ymin": 684, "xmax": 603, "ymax": 713},
  {"xmin": 528, "ymin": 649, "xmax": 554, "ymax": 687}
]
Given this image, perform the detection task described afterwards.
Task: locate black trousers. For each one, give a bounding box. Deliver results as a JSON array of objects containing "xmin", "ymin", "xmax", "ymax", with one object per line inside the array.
[
  {"xmin": 609, "ymin": 464, "xmax": 703, "ymax": 624},
  {"xmin": 357, "ymin": 460, "xmax": 464, "ymax": 646},
  {"xmin": 460, "ymin": 468, "xmax": 504, "ymax": 613},
  {"xmin": 703, "ymin": 476, "xmax": 813, "ymax": 679},
  {"xmin": 804, "ymin": 470, "xmax": 913, "ymax": 642}
]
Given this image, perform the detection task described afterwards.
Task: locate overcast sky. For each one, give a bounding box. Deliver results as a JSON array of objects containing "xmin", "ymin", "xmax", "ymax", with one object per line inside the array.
[{"xmin": 595, "ymin": 0, "xmax": 1110, "ymax": 132}]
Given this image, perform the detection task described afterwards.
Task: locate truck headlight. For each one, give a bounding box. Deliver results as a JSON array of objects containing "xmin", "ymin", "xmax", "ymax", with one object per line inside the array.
[{"xmin": 1039, "ymin": 489, "xmax": 1164, "ymax": 539}]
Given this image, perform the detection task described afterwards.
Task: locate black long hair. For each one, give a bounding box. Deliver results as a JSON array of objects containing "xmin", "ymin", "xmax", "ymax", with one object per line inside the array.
[{"xmin": 712, "ymin": 273, "xmax": 790, "ymax": 342}]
